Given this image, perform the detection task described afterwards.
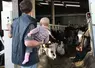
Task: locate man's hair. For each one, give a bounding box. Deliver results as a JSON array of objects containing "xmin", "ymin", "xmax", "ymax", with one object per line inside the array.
[{"xmin": 19, "ymin": 0, "xmax": 32, "ymax": 13}]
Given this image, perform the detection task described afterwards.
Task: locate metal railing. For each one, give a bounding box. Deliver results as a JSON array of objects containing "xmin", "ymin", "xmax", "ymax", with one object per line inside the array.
[{"xmin": 0, "ymin": 36, "xmax": 4, "ymax": 56}]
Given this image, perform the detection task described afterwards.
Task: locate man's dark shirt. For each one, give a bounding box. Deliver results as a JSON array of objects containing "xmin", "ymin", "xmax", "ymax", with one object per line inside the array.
[{"xmin": 11, "ymin": 13, "xmax": 39, "ymax": 66}]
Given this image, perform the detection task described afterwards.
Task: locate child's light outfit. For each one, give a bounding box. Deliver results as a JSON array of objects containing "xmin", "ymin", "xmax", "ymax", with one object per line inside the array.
[{"xmin": 22, "ymin": 26, "xmax": 50, "ymax": 64}]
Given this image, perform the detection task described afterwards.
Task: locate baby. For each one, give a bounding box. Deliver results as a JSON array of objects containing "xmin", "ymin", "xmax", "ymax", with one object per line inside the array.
[{"xmin": 22, "ymin": 17, "xmax": 50, "ymax": 64}]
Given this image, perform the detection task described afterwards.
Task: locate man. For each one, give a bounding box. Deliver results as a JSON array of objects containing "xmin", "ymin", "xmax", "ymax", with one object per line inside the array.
[{"xmin": 8, "ymin": 0, "xmax": 42, "ymax": 68}]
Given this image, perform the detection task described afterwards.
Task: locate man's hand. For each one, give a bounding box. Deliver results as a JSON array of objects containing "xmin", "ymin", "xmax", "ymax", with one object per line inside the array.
[
  {"xmin": 7, "ymin": 24, "xmax": 11, "ymax": 31},
  {"xmin": 7, "ymin": 24, "xmax": 12, "ymax": 38}
]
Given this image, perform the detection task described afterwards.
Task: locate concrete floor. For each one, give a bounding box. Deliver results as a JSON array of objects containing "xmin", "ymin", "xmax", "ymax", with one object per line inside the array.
[
  {"xmin": 0, "ymin": 46, "xmax": 84, "ymax": 68},
  {"xmin": 37, "ymin": 53, "xmax": 84, "ymax": 68},
  {"xmin": 0, "ymin": 55, "xmax": 84, "ymax": 68},
  {"xmin": 37, "ymin": 45, "xmax": 84, "ymax": 68}
]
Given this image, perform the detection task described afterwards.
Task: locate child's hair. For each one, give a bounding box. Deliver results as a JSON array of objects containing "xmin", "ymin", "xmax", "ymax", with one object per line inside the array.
[{"xmin": 40, "ymin": 17, "xmax": 50, "ymax": 26}]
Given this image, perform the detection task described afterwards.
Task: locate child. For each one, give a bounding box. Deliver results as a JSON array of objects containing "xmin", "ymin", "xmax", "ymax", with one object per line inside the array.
[{"xmin": 22, "ymin": 17, "xmax": 50, "ymax": 64}]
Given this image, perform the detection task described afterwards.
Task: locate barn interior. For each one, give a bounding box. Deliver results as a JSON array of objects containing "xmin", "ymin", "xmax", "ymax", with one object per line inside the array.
[
  {"xmin": 1, "ymin": 0, "xmax": 89, "ymax": 24},
  {"xmin": 36, "ymin": 0, "xmax": 89, "ymax": 25},
  {"xmin": 0, "ymin": 0, "xmax": 93, "ymax": 68}
]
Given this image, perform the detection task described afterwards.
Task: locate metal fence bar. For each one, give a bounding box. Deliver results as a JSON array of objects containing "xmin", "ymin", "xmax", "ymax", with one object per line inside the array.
[{"xmin": 0, "ymin": 36, "xmax": 4, "ymax": 56}]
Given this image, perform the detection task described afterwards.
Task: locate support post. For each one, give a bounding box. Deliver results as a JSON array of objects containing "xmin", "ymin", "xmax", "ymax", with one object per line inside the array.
[
  {"xmin": 1, "ymin": 0, "xmax": 17, "ymax": 67},
  {"xmin": 12, "ymin": 0, "xmax": 19, "ymax": 67},
  {"xmin": 12, "ymin": 0, "xmax": 19, "ymax": 19},
  {"xmin": 51, "ymin": 0, "xmax": 55, "ymax": 29},
  {"xmin": 31, "ymin": 0, "xmax": 36, "ymax": 18},
  {"xmin": 4, "ymin": 31, "xmax": 14, "ymax": 68},
  {"xmin": 88, "ymin": 0, "xmax": 95, "ymax": 56}
]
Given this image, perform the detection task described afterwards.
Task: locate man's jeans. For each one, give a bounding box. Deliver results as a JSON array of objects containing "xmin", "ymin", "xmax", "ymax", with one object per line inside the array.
[{"xmin": 21, "ymin": 64, "xmax": 37, "ymax": 68}]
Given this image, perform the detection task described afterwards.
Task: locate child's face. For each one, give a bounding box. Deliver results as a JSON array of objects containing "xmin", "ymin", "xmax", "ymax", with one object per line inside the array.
[
  {"xmin": 42, "ymin": 24, "xmax": 49, "ymax": 27},
  {"xmin": 40, "ymin": 22, "xmax": 49, "ymax": 27}
]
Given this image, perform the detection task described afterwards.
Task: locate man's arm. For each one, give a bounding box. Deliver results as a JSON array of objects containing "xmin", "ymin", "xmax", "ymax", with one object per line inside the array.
[{"xmin": 25, "ymin": 40, "xmax": 43, "ymax": 47}]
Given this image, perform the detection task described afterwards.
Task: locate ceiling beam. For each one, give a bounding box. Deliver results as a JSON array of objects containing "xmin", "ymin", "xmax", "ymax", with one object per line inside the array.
[{"xmin": 2, "ymin": 0, "xmax": 12, "ymax": 1}]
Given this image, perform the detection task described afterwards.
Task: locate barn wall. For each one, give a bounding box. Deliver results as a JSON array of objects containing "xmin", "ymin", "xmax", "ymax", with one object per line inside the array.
[{"xmin": 55, "ymin": 14, "xmax": 86, "ymax": 25}]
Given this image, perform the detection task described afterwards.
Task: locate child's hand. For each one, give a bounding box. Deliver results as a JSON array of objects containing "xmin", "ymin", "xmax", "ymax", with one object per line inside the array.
[
  {"xmin": 27, "ymin": 33, "xmax": 31, "ymax": 37},
  {"xmin": 42, "ymin": 40, "xmax": 44, "ymax": 44}
]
